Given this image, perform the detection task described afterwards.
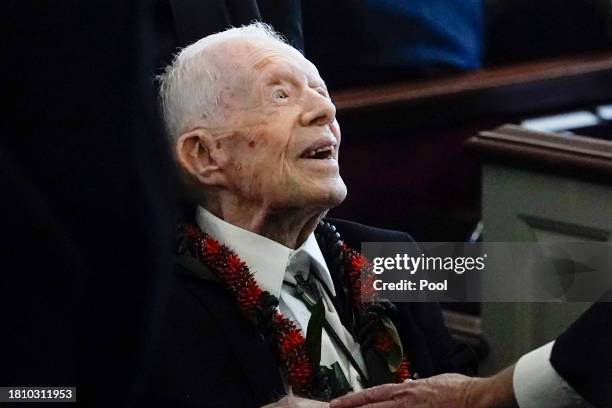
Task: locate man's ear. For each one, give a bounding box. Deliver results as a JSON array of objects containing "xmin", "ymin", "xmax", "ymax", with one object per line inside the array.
[{"xmin": 175, "ymin": 128, "xmax": 227, "ymax": 187}]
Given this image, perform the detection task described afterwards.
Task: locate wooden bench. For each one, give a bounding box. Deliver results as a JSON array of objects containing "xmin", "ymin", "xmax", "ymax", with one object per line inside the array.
[{"xmin": 329, "ymin": 52, "xmax": 612, "ymax": 242}]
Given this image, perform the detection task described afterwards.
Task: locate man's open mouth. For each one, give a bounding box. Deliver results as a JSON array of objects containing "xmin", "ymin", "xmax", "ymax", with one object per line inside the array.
[{"xmin": 301, "ymin": 144, "xmax": 336, "ymax": 160}]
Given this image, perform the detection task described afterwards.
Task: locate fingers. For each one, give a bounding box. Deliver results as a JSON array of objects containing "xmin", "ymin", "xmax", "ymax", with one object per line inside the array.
[
  {"xmin": 262, "ymin": 396, "xmax": 329, "ymax": 408},
  {"xmin": 291, "ymin": 396, "xmax": 329, "ymax": 408},
  {"xmin": 350, "ymin": 401, "xmax": 401, "ymax": 408},
  {"xmin": 331, "ymin": 384, "xmax": 400, "ymax": 408}
]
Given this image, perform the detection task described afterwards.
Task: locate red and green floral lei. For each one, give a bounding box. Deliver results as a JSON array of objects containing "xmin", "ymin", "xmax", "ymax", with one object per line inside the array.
[{"xmin": 178, "ymin": 221, "xmax": 410, "ymax": 400}]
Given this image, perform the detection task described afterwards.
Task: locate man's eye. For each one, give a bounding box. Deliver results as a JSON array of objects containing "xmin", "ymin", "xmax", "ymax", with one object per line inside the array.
[{"xmin": 273, "ymin": 89, "xmax": 289, "ymax": 100}]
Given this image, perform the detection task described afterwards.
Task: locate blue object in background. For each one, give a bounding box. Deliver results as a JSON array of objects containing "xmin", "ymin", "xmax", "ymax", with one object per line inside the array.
[{"xmin": 302, "ymin": 0, "xmax": 483, "ymax": 89}]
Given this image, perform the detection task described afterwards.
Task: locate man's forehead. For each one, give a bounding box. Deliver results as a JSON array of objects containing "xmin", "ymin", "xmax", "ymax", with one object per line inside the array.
[
  {"xmin": 259, "ymin": 56, "xmax": 324, "ymax": 85},
  {"xmin": 220, "ymin": 38, "xmax": 324, "ymax": 86}
]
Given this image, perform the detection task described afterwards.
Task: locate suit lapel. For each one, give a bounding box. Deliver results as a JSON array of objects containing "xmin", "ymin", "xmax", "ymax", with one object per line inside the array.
[{"xmin": 177, "ymin": 264, "xmax": 285, "ymax": 405}]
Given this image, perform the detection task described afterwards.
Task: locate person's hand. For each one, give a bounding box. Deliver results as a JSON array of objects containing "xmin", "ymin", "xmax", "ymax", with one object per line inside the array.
[
  {"xmin": 330, "ymin": 374, "xmax": 477, "ymax": 408},
  {"xmin": 263, "ymin": 395, "xmax": 329, "ymax": 408},
  {"xmin": 330, "ymin": 368, "xmax": 517, "ymax": 408}
]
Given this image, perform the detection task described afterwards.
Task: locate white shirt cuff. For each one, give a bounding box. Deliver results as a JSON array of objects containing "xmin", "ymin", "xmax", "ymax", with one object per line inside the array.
[{"xmin": 513, "ymin": 341, "xmax": 591, "ymax": 408}]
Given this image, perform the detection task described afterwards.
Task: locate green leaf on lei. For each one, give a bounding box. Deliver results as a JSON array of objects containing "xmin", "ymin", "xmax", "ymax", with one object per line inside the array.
[{"xmin": 382, "ymin": 317, "xmax": 404, "ymax": 372}]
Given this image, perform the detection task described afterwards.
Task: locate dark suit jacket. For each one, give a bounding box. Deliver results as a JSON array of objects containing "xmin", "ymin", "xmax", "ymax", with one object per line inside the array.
[
  {"xmin": 145, "ymin": 218, "xmax": 476, "ymax": 407},
  {"xmin": 550, "ymin": 291, "xmax": 612, "ymax": 408}
]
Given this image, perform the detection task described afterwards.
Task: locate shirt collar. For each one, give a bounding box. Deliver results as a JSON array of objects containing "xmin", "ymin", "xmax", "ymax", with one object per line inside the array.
[
  {"xmin": 196, "ymin": 207, "xmax": 336, "ymax": 298},
  {"xmin": 298, "ymin": 233, "xmax": 336, "ymax": 297}
]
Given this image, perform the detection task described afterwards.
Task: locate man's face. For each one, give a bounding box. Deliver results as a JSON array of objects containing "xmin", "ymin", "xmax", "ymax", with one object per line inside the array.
[{"xmin": 210, "ymin": 39, "xmax": 347, "ymax": 212}]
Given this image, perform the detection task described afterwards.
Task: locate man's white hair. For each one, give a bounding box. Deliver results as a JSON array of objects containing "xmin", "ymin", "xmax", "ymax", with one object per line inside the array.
[{"xmin": 158, "ymin": 22, "xmax": 287, "ymax": 141}]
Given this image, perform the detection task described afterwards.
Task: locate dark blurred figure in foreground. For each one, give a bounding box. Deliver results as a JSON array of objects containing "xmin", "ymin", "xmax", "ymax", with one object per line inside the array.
[
  {"xmin": 2, "ymin": 1, "xmax": 301, "ymax": 406},
  {"xmin": 3, "ymin": 2, "xmax": 178, "ymax": 405}
]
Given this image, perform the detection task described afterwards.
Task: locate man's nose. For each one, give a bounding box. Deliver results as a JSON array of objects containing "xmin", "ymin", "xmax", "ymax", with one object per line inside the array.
[{"xmin": 300, "ymin": 91, "xmax": 336, "ymax": 127}]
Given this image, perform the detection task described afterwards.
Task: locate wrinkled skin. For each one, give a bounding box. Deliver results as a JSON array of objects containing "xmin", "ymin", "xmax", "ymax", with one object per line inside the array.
[
  {"xmin": 264, "ymin": 396, "xmax": 329, "ymax": 408},
  {"xmin": 330, "ymin": 369, "xmax": 518, "ymax": 408},
  {"xmin": 177, "ymin": 37, "xmax": 347, "ymax": 248}
]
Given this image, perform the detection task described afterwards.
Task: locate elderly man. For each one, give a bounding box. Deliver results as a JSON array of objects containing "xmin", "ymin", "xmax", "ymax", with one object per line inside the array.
[{"xmin": 148, "ymin": 23, "xmax": 475, "ymax": 407}]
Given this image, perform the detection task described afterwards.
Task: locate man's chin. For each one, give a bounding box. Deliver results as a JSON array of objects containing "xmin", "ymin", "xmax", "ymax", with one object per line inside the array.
[
  {"xmin": 312, "ymin": 181, "xmax": 347, "ymax": 210},
  {"xmin": 270, "ymin": 178, "xmax": 347, "ymax": 211},
  {"xmin": 325, "ymin": 184, "xmax": 347, "ymax": 208},
  {"xmin": 279, "ymin": 193, "xmax": 345, "ymax": 211}
]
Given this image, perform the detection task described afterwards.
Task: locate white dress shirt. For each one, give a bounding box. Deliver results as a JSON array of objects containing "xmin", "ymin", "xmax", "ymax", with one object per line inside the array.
[
  {"xmin": 513, "ymin": 341, "xmax": 591, "ymax": 407},
  {"xmin": 196, "ymin": 207, "xmax": 367, "ymax": 392}
]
